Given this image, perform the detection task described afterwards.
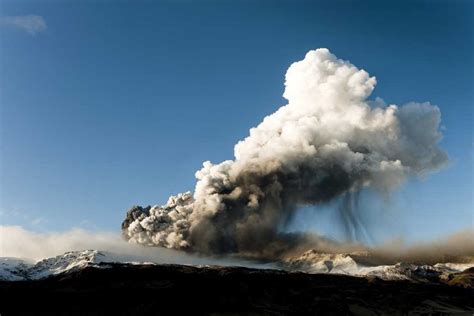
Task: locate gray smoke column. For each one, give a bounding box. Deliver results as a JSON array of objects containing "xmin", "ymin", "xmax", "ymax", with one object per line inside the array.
[{"xmin": 122, "ymin": 49, "xmax": 447, "ymax": 258}]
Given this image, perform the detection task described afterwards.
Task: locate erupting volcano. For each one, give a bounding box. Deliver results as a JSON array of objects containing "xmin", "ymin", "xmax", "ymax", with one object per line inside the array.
[{"xmin": 122, "ymin": 49, "xmax": 448, "ymax": 258}]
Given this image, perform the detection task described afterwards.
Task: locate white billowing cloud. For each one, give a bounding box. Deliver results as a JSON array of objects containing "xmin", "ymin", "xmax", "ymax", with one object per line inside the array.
[
  {"xmin": 0, "ymin": 15, "xmax": 47, "ymax": 35},
  {"xmin": 121, "ymin": 48, "xmax": 447, "ymax": 258}
]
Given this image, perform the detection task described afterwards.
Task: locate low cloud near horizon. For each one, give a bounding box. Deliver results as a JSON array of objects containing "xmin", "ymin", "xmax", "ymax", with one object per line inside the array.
[
  {"xmin": 0, "ymin": 15, "xmax": 47, "ymax": 35},
  {"xmin": 0, "ymin": 226, "xmax": 269, "ymax": 268},
  {"xmin": 0, "ymin": 225, "xmax": 472, "ymax": 266}
]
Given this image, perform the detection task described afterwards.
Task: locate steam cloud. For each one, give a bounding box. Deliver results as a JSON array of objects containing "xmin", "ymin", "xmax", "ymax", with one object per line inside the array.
[{"xmin": 122, "ymin": 49, "xmax": 447, "ymax": 258}]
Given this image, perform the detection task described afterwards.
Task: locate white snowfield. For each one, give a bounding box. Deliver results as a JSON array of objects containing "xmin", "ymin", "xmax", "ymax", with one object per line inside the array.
[{"xmin": 0, "ymin": 249, "xmax": 472, "ymax": 281}]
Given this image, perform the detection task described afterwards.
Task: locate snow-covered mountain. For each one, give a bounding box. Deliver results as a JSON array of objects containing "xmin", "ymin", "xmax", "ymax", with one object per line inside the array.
[
  {"xmin": 0, "ymin": 250, "xmax": 153, "ymax": 281},
  {"xmin": 284, "ymin": 249, "xmax": 474, "ymax": 282},
  {"xmin": 1, "ymin": 249, "xmax": 473, "ymax": 282},
  {"xmin": 0, "ymin": 257, "xmax": 32, "ymax": 281}
]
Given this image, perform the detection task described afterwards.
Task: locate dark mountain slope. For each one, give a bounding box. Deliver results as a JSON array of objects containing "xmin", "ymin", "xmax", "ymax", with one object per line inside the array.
[{"xmin": 1, "ymin": 263, "xmax": 473, "ymax": 315}]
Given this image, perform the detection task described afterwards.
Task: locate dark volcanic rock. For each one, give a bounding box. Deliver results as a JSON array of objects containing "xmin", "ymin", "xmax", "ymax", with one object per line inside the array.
[{"xmin": 0, "ymin": 263, "xmax": 473, "ymax": 315}]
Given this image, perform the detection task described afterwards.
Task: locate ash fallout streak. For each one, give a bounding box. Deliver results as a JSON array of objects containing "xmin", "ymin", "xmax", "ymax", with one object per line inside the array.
[{"xmin": 122, "ymin": 49, "xmax": 447, "ymax": 258}]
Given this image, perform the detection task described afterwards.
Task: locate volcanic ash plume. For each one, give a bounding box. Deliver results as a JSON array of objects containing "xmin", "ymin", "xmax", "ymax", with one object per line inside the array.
[{"xmin": 122, "ymin": 49, "xmax": 447, "ymax": 258}]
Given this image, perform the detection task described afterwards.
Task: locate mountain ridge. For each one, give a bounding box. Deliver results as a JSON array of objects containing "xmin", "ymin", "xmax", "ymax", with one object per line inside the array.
[
  {"xmin": 2, "ymin": 249, "xmax": 473, "ymax": 286},
  {"xmin": 1, "ymin": 258, "xmax": 473, "ymax": 315}
]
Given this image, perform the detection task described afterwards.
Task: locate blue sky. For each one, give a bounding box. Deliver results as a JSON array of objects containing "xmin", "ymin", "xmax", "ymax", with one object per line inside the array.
[{"xmin": 0, "ymin": 0, "xmax": 472, "ymax": 243}]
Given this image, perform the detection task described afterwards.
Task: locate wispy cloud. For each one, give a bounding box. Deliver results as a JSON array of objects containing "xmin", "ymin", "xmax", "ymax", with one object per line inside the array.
[{"xmin": 0, "ymin": 15, "xmax": 47, "ymax": 35}]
